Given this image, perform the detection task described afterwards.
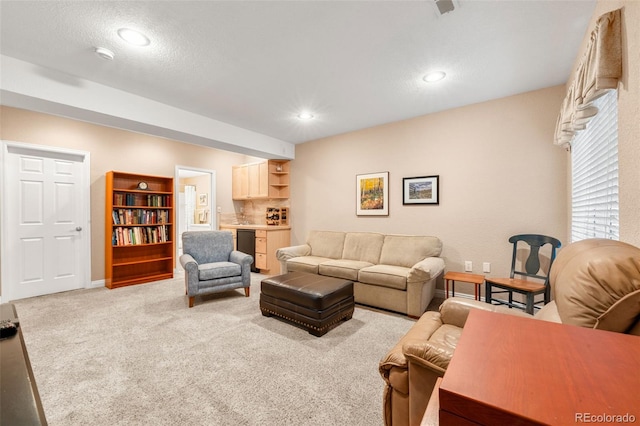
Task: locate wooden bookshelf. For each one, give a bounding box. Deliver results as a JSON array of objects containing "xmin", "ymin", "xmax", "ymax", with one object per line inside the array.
[{"xmin": 105, "ymin": 171, "xmax": 174, "ymax": 289}]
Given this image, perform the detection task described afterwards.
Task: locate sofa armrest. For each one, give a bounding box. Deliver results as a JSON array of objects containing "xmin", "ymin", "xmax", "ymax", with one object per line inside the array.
[
  {"xmin": 440, "ymin": 297, "xmax": 533, "ymax": 328},
  {"xmin": 408, "ymin": 257, "xmax": 445, "ymax": 282},
  {"xmin": 276, "ymin": 244, "xmax": 311, "ymax": 260},
  {"xmin": 403, "ymin": 341, "xmax": 453, "ymax": 373},
  {"xmin": 403, "ymin": 341, "xmax": 451, "ymax": 426},
  {"xmin": 276, "ymin": 244, "xmax": 311, "ymax": 274},
  {"xmin": 379, "ymin": 312, "xmax": 443, "ymax": 383}
]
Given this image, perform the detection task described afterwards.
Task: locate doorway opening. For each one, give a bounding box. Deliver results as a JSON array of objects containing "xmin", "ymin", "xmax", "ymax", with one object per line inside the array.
[{"xmin": 175, "ymin": 166, "xmax": 216, "ymax": 268}]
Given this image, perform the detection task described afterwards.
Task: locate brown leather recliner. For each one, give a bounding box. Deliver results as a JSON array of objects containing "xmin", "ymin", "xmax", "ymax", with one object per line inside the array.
[{"xmin": 379, "ymin": 238, "xmax": 640, "ymax": 426}]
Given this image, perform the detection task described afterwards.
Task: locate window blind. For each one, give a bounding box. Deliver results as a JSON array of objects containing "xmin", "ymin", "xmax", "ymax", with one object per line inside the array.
[{"xmin": 571, "ymin": 89, "xmax": 619, "ymax": 242}]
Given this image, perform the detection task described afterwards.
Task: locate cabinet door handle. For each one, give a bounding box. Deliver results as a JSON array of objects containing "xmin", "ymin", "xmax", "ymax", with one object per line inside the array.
[{"xmin": 75, "ymin": 226, "xmax": 83, "ymax": 232}]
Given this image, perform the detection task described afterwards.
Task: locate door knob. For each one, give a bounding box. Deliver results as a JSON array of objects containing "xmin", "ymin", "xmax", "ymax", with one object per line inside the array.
[{"xmin": 75, "ymin": 227, "xmax": 83, "ymax": 231}]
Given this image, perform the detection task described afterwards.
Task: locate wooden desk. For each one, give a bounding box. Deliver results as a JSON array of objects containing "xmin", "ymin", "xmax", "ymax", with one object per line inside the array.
[
  {"xmin": 0, "ymin": 304, "xmax": 48, "ymax": 425},
  {"xmin": 439, "ymin": 310, "xmax": 640, "ymax": 425},
  {"xmin": 443, "ymin": 271, "xmax": 484, "ymax": 300}
]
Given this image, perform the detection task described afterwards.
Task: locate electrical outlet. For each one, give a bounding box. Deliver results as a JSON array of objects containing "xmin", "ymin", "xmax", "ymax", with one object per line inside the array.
[
  {"xmin": 464, "ymin": 261, "xmax": 473, "ymax": 272},
  {"xmin": 217, "ymin": 206, "xmax": 222, "ymax": 213},
  {"xmin": 483, "ymin": 262, "xmax": 491, "ymax": 273}
]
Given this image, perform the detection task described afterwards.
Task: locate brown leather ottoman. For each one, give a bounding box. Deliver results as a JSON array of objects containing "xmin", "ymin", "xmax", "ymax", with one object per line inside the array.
[{"xmin": 260, "ymin": 272, "xmax": 354, "ymax": 336}]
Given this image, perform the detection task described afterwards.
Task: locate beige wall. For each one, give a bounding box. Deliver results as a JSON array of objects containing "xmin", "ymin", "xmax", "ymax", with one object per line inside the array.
[
  {"xmin": 570, "ymin": 0, "xmax": 640, "ymax": 246},
  {"xmin": 2, "ymin": 0, "xmax": 636, "ymax": 295},
  {"xmin": 1, "ymin": 106, "xmax": 250, "ymax": 282},
  {"xmin": 290, "ymin": 86, "xmax": 568, "ymax": 285}
]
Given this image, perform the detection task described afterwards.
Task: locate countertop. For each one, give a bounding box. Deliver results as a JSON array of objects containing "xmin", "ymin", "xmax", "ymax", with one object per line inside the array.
[{"xmin": 219, "ymin": 223, "xmax": 291, "ymax": 230}]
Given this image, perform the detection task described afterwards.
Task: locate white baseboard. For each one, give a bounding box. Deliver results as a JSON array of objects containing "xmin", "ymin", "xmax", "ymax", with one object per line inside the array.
[{"xmin": 89, "ymin": 279, "xmax": 105, "ymax": 289}]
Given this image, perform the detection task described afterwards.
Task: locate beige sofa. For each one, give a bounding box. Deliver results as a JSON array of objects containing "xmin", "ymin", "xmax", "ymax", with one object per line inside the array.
[
  {"xmin": 379, "ymin": 238, "xmax": 640, "ymax": 426},
  {"xmin": 276, "ymin": 230, "xmax": 445, "ymax": 318}
]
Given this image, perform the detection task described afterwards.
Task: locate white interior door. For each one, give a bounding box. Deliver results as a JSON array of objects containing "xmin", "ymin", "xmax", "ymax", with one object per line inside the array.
[{"xmin": 2, "ymin": 142, "xmax": 90, "ymax": 301}]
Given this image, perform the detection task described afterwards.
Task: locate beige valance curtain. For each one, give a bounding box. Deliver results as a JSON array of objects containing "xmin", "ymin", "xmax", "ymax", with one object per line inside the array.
[{"xmin": 554, "ymin": 8, "xmax": 622, "ymax": 147}]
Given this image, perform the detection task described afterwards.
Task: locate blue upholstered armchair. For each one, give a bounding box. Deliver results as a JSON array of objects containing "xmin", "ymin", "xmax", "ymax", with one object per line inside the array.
[{"xmin": 179, "ymin": 231, "xmax": 253, "ymax": 308}]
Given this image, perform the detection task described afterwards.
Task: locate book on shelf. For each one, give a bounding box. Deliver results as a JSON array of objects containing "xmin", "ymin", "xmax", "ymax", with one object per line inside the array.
[
  {"xmin": 111, "ymin": 209, "xmax": 169, "ymax": 225},
  {"xmin": 113, "ymin": 193, "xmax": 170, "ymax": 207},
  {"xmin": 112, "ymin": 225, "xmax": 170, "ymax": 246}
]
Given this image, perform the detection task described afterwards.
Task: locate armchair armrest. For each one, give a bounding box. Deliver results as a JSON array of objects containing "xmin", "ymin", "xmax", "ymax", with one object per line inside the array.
[
  {"xmin": 408, "ymin": 257, "xmax": 445, "ymax": 283},
  {"xmin": 440, "ymin": 297, "xmax": 533, "ymax": 328},
  {"xmin": 180, "ymin": 253, "xmax": 199, "ymax": 295},
  {"xmin": 179, "ymin": 253, "xmax": 197, "ymax": 269},
  {"xmin": 230, "ymin": 250, "xmax": 253, "ymax": 266}
]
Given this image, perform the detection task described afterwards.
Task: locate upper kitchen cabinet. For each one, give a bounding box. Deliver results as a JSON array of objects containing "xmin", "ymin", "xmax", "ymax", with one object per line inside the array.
[{"xmin": 232, "ymin": 160, "xmax": 289, "ymax": 200}]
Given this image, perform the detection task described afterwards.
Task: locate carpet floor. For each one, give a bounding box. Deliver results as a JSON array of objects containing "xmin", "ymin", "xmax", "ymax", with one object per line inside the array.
[{"xmin": 13, "ymin": 273, "xmax": 418, "ymax": 425}]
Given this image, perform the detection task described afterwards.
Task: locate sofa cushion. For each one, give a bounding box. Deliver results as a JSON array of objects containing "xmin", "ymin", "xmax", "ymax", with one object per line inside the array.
[
  {"xmin": 379, "ymin": 235, "xmax": 442, "ymax": 268},
  {"xmin": 319, "ymin": 259, "xmax": 374, "ymax": 281},
  {"xmin": 287, "ymin": 256, "xmax": 333, "ymax": 274},
  {"xmin": 358, "ymin": 264, "xmax": 410, "ymax": 290},
  {"xmin": 307, "ymin": 230, "xmax": 346, "ymax": 259},
  {"xmin": 341, "ymin": 232, "xmax": 384, "ymax": 264},
  {"xmin": 551, "ymin": 238, "xmax": 640, "ymax": 332},
  {"xmin": 198, "ymin": 262, "xmax": 241, "ymax": 280}
]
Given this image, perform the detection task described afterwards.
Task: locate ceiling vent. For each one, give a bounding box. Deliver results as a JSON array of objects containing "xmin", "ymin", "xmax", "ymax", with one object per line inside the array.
[{"xmin": 433, "ymin": 0, "xmax": 457, "ymax": 16}]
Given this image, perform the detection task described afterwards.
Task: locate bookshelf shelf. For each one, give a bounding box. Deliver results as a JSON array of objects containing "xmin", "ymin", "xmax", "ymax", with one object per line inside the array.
[{"xmin": 105, "ymin": 171, "xmax": 174, "ymax": 289}]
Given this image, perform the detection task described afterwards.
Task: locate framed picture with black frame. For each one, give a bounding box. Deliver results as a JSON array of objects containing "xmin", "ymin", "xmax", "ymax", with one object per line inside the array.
[{"xmin": 403, "ymin": 175, "xmax": 439, "ymax": 205}]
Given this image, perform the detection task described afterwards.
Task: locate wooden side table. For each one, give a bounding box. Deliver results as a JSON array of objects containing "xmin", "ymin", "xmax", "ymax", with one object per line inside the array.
[
  {"xmin": 443, "ymin": 271, "xmax": 484, "ymax": 300},
  {"xmin": 439, "ymin": 310, "xmax": 640, "ymax": 425}
]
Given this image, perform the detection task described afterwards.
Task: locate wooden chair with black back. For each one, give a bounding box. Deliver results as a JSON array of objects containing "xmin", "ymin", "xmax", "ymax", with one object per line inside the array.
[{"xmin": 485, "ymin": 234, "xmax": 561, "ymax": 315}]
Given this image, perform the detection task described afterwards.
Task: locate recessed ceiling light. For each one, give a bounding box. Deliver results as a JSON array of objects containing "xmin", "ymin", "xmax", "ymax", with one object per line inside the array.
[
  {"xmin": 423, "ymin": 71, "xmax": 447, "ymax": 83},
  {"xmin": 297, "ymin": 112, "xmax": 314, "ymax": 120},
  {"xmin": 94, "ymin": 47, "xmax": 114, "ymax": 60},
  {"xmin": 117, "ymin": 28, "xmax": 151, "ymax": 46}
]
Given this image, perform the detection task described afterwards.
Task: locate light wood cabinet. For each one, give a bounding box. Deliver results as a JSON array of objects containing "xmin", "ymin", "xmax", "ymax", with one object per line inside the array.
[
  {"xmin": 231, "ymin": 165, "xmax": 248, "ymax": 200},
  {"xmin": 219, "ymin": 226, "xmax": 238, "ymax": 250},
  {"xmin": 255, "ymin": 228, "xmax": 290, "ymax": 273},
  {"xmin": 248, "ymin": 161, "xmax": 269, "ymax": 198},
  {"xmin": 232, "ymin": 160, "xmax": 289, "ymax": 200},
  {"xmin": 105, "ymin": 171, "xmax": 174, "ymax": 289},
  {"xmin": 219, "ymin": 226, "xmax": 290, "ymax": 273}
]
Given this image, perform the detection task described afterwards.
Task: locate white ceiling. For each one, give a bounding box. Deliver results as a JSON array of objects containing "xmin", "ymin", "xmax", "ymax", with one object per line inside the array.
[{"xmin": 1, "ymin": 0, "xmax": 596, "ymax": 147}]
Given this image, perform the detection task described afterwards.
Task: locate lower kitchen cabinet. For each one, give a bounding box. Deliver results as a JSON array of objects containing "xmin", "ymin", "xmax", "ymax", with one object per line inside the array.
[{"xmin": 220, "ymin": 226, "xmax": 290, "ymax": 274}]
